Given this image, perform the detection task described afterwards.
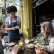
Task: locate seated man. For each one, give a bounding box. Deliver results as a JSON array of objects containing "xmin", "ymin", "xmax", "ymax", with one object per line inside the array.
[
  {"xmin": 0, "ymin": 40, "xmax": 4, "ymax": 54},
  {"xmin": 0, "ymin": 22, "xmax": 4, "ymax": 54}
]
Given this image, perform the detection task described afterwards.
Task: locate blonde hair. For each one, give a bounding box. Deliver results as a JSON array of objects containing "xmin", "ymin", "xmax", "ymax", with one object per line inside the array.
[{"xmin": 41, "ymin": 22, "xmax": 54, "ymax": 37}]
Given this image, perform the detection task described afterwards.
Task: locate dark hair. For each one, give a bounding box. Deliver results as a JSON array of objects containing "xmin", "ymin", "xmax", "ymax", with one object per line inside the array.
[{"xmin": 7, "ymin": 6, "xmax": 17, "ymax": 13}]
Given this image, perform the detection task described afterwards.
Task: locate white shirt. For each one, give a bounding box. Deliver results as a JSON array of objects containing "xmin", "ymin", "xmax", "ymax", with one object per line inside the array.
[{"xmin": 5, "ymin": 16, "xmax": 21, "ymax": 25}]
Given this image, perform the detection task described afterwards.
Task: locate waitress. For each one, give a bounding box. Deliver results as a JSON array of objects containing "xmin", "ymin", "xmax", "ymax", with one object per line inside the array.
[{"xmin": 5, "ymin": 6, "xmax": 21, "ymax": 43}]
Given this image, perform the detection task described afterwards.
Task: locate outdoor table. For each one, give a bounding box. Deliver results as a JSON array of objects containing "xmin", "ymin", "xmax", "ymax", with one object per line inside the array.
[
  {"xmin": 9, "ymin": 43, "xmax": 49, "ymax": 54},
  {"xmin": 8, "ymin": 38, "xmax": 49, "ymax": 54},
  {"xmin": 24, "ymin": 47, "xmax": 35, "ymax": 54},
  {"xmin": 17, "ymin": 43, "xmax": 35, "ymax": 54},
  {"xmin": 18, "ymin": 44, "xmax": 48, "ymax": 54}
]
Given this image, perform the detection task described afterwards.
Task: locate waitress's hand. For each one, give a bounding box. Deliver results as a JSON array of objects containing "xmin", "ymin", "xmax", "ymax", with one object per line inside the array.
[
  {"xmin": 12, "ymin": 27, "xmax": 16, "ymax": 30},
  {"xmin": 15, "ymin": 26, "xmax": 19, "ymax": 29}
]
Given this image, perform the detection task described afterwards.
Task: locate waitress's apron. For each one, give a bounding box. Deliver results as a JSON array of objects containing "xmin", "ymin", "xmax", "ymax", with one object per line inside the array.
[{"xmin": 8, "ymin": 19, "xmax": 20, "ymax": 43}]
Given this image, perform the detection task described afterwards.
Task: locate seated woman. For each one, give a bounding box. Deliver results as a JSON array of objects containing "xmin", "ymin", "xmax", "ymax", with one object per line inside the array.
[{"xmin": 35, "ymin": 22, "xmax": 54, "ymax": 54}]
